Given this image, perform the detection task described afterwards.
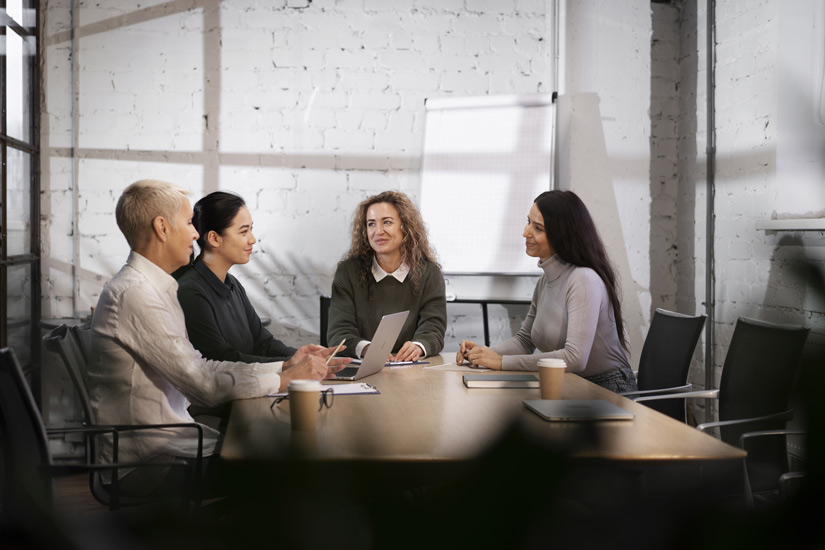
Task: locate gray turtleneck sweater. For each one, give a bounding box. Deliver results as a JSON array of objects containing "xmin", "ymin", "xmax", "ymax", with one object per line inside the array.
[{"xmin": 492, "ymin": 255, "xmax": 630, "ymax": 377}]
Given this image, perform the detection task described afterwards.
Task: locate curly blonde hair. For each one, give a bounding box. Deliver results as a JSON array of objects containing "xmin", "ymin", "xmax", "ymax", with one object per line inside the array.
[{"xmin": 343, "ymin": 190, "xmax": 439, "ymax": 296}]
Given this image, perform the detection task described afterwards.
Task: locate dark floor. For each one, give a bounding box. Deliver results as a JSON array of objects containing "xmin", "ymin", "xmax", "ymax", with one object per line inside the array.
[{"xmin": 53, "ymin": 474, "xmax": 106, "ymax": 516}]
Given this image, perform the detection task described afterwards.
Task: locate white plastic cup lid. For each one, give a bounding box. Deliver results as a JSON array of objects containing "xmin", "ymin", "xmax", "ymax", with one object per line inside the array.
[
  {"xmin": 288, "ymin": 379, "xmax": 322, "ymax": 392},
  {"xmin": 537, "ymin": 358, "xmax": 567, "ymax": 368}
]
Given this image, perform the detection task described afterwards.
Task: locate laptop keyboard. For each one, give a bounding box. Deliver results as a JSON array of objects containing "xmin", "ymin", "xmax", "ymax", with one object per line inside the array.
[{"xmin": 335, "ymin": 366, "xmax": 360, "ymax": 378}]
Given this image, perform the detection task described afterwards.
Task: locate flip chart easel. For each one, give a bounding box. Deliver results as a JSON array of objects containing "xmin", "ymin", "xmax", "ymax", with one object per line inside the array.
[{"xmin": 419, "ymin": 93, "xmax": 556, "ymax": 275}]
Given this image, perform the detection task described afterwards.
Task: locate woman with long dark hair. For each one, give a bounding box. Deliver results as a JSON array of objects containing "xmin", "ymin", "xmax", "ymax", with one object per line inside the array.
[
  {"xmin": 327, "ymin": 190, "xmax": 447, "ymax": 361},
  {"xmin": 457, "ymin": 190, "xmax": 637, "ymax": 393}
]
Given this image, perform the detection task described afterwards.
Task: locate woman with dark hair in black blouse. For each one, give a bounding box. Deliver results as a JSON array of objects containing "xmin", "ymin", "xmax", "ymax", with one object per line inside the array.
[{"xmin": 176, "ymin": 191, "xmax": 335, "ymax": 364}]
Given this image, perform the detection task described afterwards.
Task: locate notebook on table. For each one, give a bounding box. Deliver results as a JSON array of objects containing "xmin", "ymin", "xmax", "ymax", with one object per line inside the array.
[
  {"xmin": 331, "ymin": 311, "xmax": 410, "ymax": 381},
  {"xmin": 463, "ymin": 374, "xmax": 539, "ymax": 388},
  {"xmin": 523, "ymin": 399, "xmax": 635, "ymax": 422}
]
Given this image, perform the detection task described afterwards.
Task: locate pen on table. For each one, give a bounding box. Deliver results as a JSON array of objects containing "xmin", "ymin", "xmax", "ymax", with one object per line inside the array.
[
  {"xmin": 325, "ymin": 338, "xmax": 346, "ymax": 366},
  {"xmin": 389, "ymin": 361, "xmax": 430, "ymax": 365}
]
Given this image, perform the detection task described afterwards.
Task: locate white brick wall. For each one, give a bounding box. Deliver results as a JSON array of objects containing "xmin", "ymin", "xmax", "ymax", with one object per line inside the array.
[
  {"xmin": 40, "ymin": 0, "xmax": 668, "ymax": 370},
  {"xmin": 669, "ymin": 0, "xmax": 825, "ymax": 424},
  {"xmin": 562, "ymin": 2, "xmax": 653, "ymax": 365},
  {"xmin": 31, "ymin": 0, "xmax": 816, "ymax": 430},
  {"xmin": 41, "ymin": 0, "xmax": 572, "ymax": 351}
]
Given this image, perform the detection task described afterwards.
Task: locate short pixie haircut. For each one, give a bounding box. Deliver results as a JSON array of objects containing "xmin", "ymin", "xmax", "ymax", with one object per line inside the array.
[{"xmin": 115, "ymin": 179, "xmax": 188, "ymax": 250}]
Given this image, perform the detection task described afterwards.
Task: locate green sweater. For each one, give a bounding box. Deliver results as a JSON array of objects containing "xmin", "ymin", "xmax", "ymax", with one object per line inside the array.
[{"xmin": 327, "ymin": 258, "xmax": 447, "ymax": 358}]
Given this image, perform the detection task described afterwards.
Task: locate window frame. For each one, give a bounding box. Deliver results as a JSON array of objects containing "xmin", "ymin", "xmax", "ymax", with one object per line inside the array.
[{"xmin": 1, "ymin": 4, "xmax": 41, "ymax": 379}]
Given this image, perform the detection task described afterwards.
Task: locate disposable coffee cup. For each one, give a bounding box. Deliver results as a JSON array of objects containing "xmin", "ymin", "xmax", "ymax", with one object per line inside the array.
[
  {"xmin": 537, "ymin": 358, "xmax": 566, "ymax": 399},
  {"xmin": 288, "ymin": 379, "xmax": 322, "ymax": 430}
]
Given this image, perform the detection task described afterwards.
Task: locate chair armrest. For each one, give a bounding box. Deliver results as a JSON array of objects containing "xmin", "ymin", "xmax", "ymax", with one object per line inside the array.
[
  {"xmin": 48, "ymin": 422, "xmax": 204, "ymax": 510},
  {"xmin": 620, "ymin": 384, "xmax": 693, "ymax": 398},
  {"xmin": 739, "ymin": 429, "xmax": 806, "ymax": 447},
  {"xmin": 45, "ymin": 460, "xmax": 191, "ymax": 476},
  {"xmin": 635, "ymin": 388, "xmax": 719, "ymax": 403},
  {"xmin": 696, "ymin": 410, "xmax": 793, "ymax": 433},
  {"xmin": 109, "ymin": 423, "xmax": 204, "ymax": 462},
  {"xmin": 48, "ymin": 422, "xmax": 204, "ymax": 461}
]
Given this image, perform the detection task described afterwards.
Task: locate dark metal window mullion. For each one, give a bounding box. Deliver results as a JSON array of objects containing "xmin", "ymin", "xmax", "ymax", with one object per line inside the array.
[
  {"xmin": 30, "ymin": 4, "xmax": 42, "ymax": 370},
  {"xmin": 1, "ymin": 15, "xmax": 8, "ymax": 347}
]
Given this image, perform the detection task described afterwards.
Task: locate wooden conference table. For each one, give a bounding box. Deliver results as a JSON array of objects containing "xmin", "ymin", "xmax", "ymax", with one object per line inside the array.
[
  {"xmin": 219, "ymin": 355, "xmax": 747, "ymax": 547},
  {"xmin": 221, "ymin": 354, "xmax": 744, "ymax": 470}
]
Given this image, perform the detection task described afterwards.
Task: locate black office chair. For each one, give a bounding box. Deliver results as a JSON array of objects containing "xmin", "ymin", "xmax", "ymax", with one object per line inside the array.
[
  {"xmin": 0, "ymin": 348, "xmax": 194, "ymax": 521},
  {"xmin": 320, "ymin": 295, "xmax": 331, "ymax": 347},
  {"xmin": 0, "ymin": 346, "xmax": 59, "ymax": 529},
  {"xmin": 42, "ymin": 324, "xmax": 204, "ymax": 511},
  {"xmin": 739, "ymin": 428, "xmax": 807, "ymax": 505},
  {"xmin": 619, "ymin": 308, "xmax": 706, "ymax": 422},
  {"xmin": 637, "ymin": 316, "xmax": 809, "ymax": 503}
]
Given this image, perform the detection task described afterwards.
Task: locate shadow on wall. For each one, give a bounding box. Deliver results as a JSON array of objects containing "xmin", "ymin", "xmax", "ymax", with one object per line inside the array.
[
  {"xmin": 556, "ymin": 93, "xmax": 645, "ymax": 366},
  {"xmin": 233, "ymin": 250, "xmax": 333, "ymax": 345},
  {"xmin": 762, "ymin": 235, "xmax": 825, "ymax": 437}
]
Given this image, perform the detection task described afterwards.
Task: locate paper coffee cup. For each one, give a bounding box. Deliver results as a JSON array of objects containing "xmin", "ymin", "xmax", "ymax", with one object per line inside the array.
[
  {"xmin": 537, "ymin": 358, "xmax": 566, "ymax": 399},
  {"xmin": 288, "ymin": 379, "xmax": 322, "ymax": 430}
]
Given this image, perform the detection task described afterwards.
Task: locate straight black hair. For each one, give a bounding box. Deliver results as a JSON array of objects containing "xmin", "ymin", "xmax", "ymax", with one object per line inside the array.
[
  {"xmin": 193, "ymin": 191, "xmax": 247, "ymax": 251},
  {"xmin": 533, "ymin": 190, "xmax": 627, "ymax": 351}
]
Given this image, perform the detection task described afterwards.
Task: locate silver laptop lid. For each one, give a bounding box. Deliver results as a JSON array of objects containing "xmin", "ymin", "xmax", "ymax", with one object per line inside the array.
[{"xmin": 334, "ymin": 310, "xmax": 410, "ymax": 381}]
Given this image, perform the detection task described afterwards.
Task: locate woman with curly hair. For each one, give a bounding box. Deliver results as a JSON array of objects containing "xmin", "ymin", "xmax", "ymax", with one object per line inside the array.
[
  {"xmin": 457, "ymin": 190, "xmax": 637, "ymax": 394},
  {"xmin": 327, "ymin": 190, "xmax": 447, "ymax": 361}
]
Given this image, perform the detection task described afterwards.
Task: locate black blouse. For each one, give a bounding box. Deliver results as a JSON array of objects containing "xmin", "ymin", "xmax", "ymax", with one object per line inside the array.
[{"xmin": 176, "ymin": 257, "xmax": 296, "ymax": 363}]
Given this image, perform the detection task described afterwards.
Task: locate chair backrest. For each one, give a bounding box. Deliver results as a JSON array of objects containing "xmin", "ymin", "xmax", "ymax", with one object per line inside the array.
[
  {"xmin": 42, "ymin": 323, "xmax": 119, "ymax": 506},
  {"xmin": 0, "ymin": 347, "xmax": 55, "ymax": 518},
  {"xmin": 320, "ymin": 295, "xmax": 331, "ymax": 347},
  {"xmin": 42, "ymin": 323, "xmax": 147, "ymax": 510},
  {"xmin": 72, "ymin": 322, "xmax": 94, "ymax": 364},
  {"xmin": 636, "ymin": 308, "xmax": 706, "ymax": 421},
  {"xmin": 43, "ymin": 323, "xmax": 97, "ymax": 426},
  {"xmin": 719, "ymin": 317, "xmax": 810, "ymax": 446}
]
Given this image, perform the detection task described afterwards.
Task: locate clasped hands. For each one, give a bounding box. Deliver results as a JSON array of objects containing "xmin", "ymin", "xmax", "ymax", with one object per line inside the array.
[{"xmin": 456, "ymin": 340, "xmax": 502, "ymax": 370}]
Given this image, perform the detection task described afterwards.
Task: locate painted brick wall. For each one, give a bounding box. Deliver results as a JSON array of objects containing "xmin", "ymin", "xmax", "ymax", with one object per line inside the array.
[
  {"xmin": 650, "ymin": 2, "xmax": 680, "ymax": 312},
  {"xmin": 41, "ymin": 0, "xmax": 656, "ymax": 362},
  {"xmin": 38, "ymin": 0, "xmax": 825, "ymax": 426},
  {"xmin": 668, "ymin": 0, "xmax": 825, "ymax": 424},
  {"xmin": 40, "ymin": 0, "xmax": 561, "ymax": 353},
  {"xmin": 561, "ymin": 2, "xmax": 653, "ymax": 364},
  {"xmin": 711, "ymin": 0, "xmax": 825, "ymax": 435}
]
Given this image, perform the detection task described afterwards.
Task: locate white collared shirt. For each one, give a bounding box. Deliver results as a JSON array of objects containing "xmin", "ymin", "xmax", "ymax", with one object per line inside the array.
[
  {"xmin": 371, "ymin": 256, "xmax": 410, "ymax": 283},
  {"xmin": 354, "ymin": 258, "xmax": 425, "ymax": 359},
  {"xmin": 88, "ymin": 251, "xmax": 284, "ymax": 480}
]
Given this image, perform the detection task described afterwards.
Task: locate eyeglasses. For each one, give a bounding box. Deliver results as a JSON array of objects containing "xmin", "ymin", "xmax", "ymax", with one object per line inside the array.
[
  {"xmin": 318, "ymin": 387, "xmax": 334, "ymax": 411},
  {"xmin": 271, "ymin": 387, "xmax": 335, "ymax": 411}
]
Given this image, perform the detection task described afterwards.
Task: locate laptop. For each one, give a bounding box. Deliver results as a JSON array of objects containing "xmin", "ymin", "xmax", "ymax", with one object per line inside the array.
[
  {"xmin": 523, "ymin": 399, "xmax": 635, "ymax": 422},
  {"xmin": 331, "ymin": 311, "xmax": 410, "ymax": 381}
]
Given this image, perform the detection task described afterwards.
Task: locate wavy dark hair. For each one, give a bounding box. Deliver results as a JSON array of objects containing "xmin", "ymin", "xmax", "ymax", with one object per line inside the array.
[
  {"xmin": 192, "ymin": 191, "xmax": 247, "ymax": 251},
  {"xmin": 342, "ymin": 190, "xmax": 439, "ymax": 297},
  {"xmin": 533, "ymin": 190, "xmax": 627, "ymax": 350}
]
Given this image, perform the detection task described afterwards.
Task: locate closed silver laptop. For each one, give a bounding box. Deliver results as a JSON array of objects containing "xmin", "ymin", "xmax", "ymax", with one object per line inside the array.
[{"xmin": 523, "ymin": 399, "xmax": 635, "ymax": 421}]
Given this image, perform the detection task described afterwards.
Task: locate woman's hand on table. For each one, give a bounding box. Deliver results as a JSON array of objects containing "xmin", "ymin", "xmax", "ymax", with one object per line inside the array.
[
  {"xmin": 466, "ymin": 345, "xmax": 502, "ymax": 370},
  {"xmin": 456, "ymin": 340, "xmax": 477, "ymax": 366},
  {"xmin": 392, "ymin": 341, "xmax": 422, "ymax": 362}
]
